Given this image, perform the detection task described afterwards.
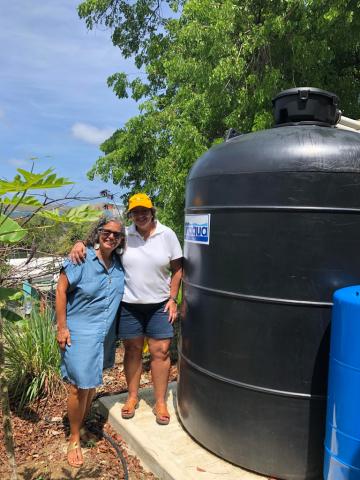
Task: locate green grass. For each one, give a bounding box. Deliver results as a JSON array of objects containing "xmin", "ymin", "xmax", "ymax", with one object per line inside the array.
[{"xmin": 4, "ymin": 306, "xmax": 64, "ymax": 410}]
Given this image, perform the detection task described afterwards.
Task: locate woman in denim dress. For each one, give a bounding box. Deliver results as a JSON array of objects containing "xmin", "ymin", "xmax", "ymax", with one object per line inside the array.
[
  {"xmin": 69, "ymin": 194, "xmax": 183, "ymax": 426},
  {"xmin": 56, "ymin": 216, "xmax": 125, "ymax": 467}
]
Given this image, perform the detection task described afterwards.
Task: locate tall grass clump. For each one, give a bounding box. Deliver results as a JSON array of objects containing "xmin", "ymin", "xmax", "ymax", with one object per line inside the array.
[{"xmin": 4, "ymin": 306, "xmax": 64, "ymax": 410}]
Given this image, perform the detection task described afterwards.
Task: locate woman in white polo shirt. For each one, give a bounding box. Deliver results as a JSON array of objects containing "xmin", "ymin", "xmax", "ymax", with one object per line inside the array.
[{"xmin": 71, "ymin": 193, "xmax": 182, "ymax": 425}]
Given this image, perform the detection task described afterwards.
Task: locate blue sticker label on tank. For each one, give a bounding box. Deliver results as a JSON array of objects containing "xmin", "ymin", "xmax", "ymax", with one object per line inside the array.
[{"xmin": 184, "ymin": 214, "xmax": 210, "ymax": 244}]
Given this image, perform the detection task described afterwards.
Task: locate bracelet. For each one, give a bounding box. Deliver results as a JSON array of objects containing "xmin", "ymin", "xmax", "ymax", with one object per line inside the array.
[{"xmin": 169, "ymin": 296, "xmax": 178, "ymax": 304}]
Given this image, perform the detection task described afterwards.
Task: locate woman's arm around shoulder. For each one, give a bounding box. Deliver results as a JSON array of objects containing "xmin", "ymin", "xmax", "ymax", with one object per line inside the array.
[{"xmin": 69, "ymin": 241, "xmax": 87, "ymax": 264}]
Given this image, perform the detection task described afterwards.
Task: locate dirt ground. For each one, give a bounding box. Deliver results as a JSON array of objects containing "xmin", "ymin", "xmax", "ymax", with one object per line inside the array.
[{"xmin": 0, "ymin": 347, "xmax": 178, "ymax": 480}]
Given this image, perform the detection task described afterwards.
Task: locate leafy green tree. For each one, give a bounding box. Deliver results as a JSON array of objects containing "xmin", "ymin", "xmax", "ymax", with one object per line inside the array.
[
  {"xmin": 14, "ymin": 216, "xmax": 65, "ymax": 256},
  {"xmin": 55, "ymin": 222, "xmax": 93, "ymax": 255},
  {"xmin": 0, "ymin": 167, "xmax": 101, "ymax": 479},
  {"xmin": 79, "ymin": 0, "xmax": 360, "ymax": 236}
]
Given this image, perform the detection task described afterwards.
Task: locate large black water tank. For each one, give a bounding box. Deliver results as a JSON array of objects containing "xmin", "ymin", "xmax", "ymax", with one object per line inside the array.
[{"xmin": 177, "ymin": 88, "xmax": 360, "ymax": 480}]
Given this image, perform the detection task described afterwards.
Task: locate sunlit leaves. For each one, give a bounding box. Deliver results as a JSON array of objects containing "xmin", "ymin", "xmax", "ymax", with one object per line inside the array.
[
  {"xmin": 38, "ymin": 204, "xmax": 102, "ymax": 223},
  {"xmin": 0, "ymin": 194, "xmax": 43, "ymax": 208},
  {"xmin": 0, "ymin": 168, "xmax": 73, "ymax": 195},
  {"xmin": 107, "ymin": 72, "xmax": 129, "ymax": 99},
  {"xmin": 0, "ymin": 215, "xmax": 27, "ymax": 243}
]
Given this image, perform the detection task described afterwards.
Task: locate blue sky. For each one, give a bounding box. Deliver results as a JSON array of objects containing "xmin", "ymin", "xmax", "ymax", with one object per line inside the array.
[{"xmin": 0, "ymin": 1, "xmax": 139, "ymax": 202}]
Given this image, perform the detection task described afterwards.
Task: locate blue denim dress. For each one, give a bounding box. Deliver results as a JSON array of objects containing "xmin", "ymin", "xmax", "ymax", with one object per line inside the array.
[{"xmin": 60, "ymin": 247, "xmax": 124, "ymax": 389}]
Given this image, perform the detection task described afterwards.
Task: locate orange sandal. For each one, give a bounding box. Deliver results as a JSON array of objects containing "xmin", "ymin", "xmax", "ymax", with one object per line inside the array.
[
  {"xmin": 152, "ymin": 404, "xmax": 170, "ymax": 425},
  {"xmin": 121, "ymin": 398, "xmax": 139, "ymax": 419}
]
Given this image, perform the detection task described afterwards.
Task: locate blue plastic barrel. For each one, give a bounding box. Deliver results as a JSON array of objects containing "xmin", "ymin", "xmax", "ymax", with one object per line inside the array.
[{"xmin": 324, "ymin": 285, "xmax": 360, "ymax": 479}]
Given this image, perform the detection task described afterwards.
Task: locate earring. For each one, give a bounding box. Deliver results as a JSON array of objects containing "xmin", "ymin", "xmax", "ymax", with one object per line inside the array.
[
  {"xmin": 115, "ymin": 247, "xmax": 123, "ymax": 255},
  {"xmin": 94, "ymin": 243, "xmax": 100, "ymax": 250}
]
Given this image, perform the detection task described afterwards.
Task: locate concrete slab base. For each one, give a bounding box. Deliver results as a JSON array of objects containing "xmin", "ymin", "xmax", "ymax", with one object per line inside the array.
[{"xmin": 98, "ymin": 382, "xmax": 267, "ymax": 480}]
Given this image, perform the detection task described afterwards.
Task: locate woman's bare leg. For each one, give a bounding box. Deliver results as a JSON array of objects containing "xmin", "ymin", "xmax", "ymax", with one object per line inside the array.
[
  {"xmin": 79, "ymin": 388, "xmax": 97, "ymax": 441},
  {"xmin": 122, "ymin": 337, "xmax": 144, "ymax": 415},
  {"xmin": 67, "ymin": 384, "xmax": 89, "ymax": 466},
  {"xmin": 148, "ymin": 338, "xmax": 171, "ymax": 422},
  {"xmin": 83, "ymin": 387, "xmax": 96, "ymax": 421}
]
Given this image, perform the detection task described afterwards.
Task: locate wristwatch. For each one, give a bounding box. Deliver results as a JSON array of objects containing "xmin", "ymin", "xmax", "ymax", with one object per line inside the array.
[{"xmin": 169, "ymin": 296, "xmax": 178, "ymax": 304}]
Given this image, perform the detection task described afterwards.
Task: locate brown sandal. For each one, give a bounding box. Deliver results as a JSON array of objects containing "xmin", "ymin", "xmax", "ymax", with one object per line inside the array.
[
  {"xmin": 152, "ymin": 404, "xmax": 170, "ymax": 425},
  {"xmin": 121, "ymin": 397, "xmax": 139, "ymax": 419}
]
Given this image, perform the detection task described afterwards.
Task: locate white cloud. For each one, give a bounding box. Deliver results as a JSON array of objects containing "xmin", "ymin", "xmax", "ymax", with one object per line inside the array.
[
  {"xmin": 71, "ymin": 123, "xmax": 114, "ymax": 145},
  {"xmin": 7, "ymin": 158, "xmax": 29, "ymax": 167}
]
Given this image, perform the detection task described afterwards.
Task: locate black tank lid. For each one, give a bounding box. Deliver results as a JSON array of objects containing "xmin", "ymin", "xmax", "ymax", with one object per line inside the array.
[{"xmin": 272, "ymin": 87, "xmax": 340, "ymax": 126}]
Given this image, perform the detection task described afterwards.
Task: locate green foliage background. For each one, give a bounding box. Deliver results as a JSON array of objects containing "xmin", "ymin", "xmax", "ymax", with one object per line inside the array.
[
  {"xmin": 79, "ymin": 0, "xmax": 360, "ymax": 237},
  {"xmin": 16, "ymin": 217, "xmax": 92, "ymax": 257}
]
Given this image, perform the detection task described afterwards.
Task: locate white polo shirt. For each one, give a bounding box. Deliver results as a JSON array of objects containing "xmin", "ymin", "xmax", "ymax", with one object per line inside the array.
[{"xmin": 122, "ymin": 221, "xmax": 183, "ymax": 304}]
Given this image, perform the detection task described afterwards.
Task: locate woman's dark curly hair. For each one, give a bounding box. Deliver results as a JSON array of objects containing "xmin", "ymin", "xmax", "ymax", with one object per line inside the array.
[{"xmin": 85, "ymin": 215, "xmax": 126, "ymax": 254}]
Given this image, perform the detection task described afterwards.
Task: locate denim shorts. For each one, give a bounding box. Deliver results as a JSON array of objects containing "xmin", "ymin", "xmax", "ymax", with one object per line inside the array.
[{"xmin": 118, "ymin": 301, "xmax": 174, "ymax": 340}]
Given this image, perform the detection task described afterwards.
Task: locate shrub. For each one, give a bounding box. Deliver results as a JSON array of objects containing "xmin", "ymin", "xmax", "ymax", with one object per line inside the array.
[{"xmin": 4, "ymin": 306, "xmax": 64, "ymax": 409}]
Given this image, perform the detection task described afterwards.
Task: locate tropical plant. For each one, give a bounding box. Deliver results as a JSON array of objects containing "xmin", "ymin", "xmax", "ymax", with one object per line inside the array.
[
  {"xmin": 0, "ymin": 166, "xmax": 101, "ymax": 480},
  {"xmin": 4, "ymin": 306, "xmax": 64, "ymax": 410}
]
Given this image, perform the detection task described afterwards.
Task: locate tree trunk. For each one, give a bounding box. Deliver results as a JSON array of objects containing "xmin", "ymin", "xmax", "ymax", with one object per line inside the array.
[{"xmin": 0, "ymin": 311, "xmax": 18, "ymax": 480}]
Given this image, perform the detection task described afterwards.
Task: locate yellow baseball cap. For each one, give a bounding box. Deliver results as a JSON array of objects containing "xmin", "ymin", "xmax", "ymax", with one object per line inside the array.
[{"xmin": 128, "ymin": 193, "xmax": 153, "ymax": 211}]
